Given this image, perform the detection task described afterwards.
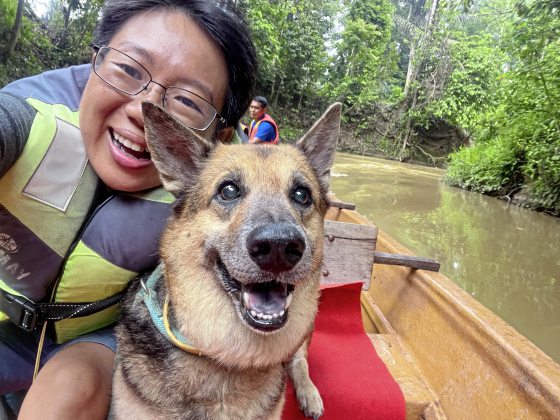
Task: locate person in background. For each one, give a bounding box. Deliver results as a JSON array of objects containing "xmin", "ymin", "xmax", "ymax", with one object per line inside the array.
[
  {"xmin": 0, "ymin": 0, "xmax": 257, "ymax": 419},
  {"xmin": 247, "ymin": 95, "xmax": 279, "ymax": 144}
]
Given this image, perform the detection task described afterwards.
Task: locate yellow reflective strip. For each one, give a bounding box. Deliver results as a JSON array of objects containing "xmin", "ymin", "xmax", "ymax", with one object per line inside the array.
[
  {"xmin": 55, "ymin": 241, "xmax": 134, "ymax": 303},
  {"xmin": 0, "ymin": 279, "xmax": 24, "ymax": 297},
  {"xmin": 53, "ymin": 241, "xmax": 134, "ymax": 343},
  {"xmin": 27, "ymin": 99, "xmax": 80, "ymax": 126},
  {"xmin": 54, "ymin": 306, "xmax": 121, "ymax": 344},
  {"xmin": 129, "ymin": 187, "xmax": 175, "ymax": 204}
]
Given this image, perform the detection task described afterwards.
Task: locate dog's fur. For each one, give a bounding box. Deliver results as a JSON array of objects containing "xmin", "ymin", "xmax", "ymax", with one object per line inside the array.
[{"xmin": 111, "ymin": 102, "xmax": 342, "ymax": 420}]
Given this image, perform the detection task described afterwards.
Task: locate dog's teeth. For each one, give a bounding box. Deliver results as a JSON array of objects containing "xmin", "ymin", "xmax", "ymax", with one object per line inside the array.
[
  {"xmin": 279, "ymin": 310, "xmax": 285, "ymax": 317},
  {"xmin": 256, "ymin": 313, "xmax": 264, "ymax": 319},
  {"xmin": 243, "ymin": 292, "xmax": 251, "ymax": 308},
  {"xmin": 273, "ymin": 313, "xmax": 279, "ymax": 319},
  {"xmin": 284, "ymin": 293, "xmax": 293, "ymax": 310},
  {"xmin": 251, "ymin": 310, "xmax": 257, "ymax": 317}
]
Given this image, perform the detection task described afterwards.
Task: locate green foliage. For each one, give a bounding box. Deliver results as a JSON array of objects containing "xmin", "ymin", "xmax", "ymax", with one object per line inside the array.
[
  {"xmin": 0, "ymin": 0, "xmax": 50, "ymax": 85},
  {"xmin": 242, "ymin": 0, "xmax": 337, "ymax": 112},
  {"xmin": 0, "ymin": 0, "xmax": 102, "ymax": 87},
  {"xmin": 523, "ymin": 124, "xmax": 560, "ymax": 211},
  {"xmin": 444, "ymin": 0, "xmax": 560, "ymax": 213},
  {"xmin": 426, "ymin": 35, "xmax": 504, "ymax": 132},
  {"xmin": 445, "ymin": 137, "xmax": 522, "ymax": 194},
  {"xmin": 44, "ymin": 0, "xmax": 103, "ymax": 67},
  {"xmin": 322, "ymin": 0, "xmax": 396, "ymax": 107},
  {"xmin": 1, "ymin": 0, "xmax": 558, "ymax": 214},
  {"xmin": 0, "ymin": 0, "xmax": 17, "ymax": 37}
]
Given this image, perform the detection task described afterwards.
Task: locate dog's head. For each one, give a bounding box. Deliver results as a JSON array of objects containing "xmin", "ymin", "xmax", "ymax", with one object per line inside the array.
[{"xmin": 142, "ymin": 102, "xmax": 341, "ymax": 368}]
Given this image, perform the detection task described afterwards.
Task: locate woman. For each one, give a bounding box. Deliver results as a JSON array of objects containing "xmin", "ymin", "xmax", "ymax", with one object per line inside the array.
[{"xmin": 0, "ymin": 0, "xmax": 257, "ymax": 418}]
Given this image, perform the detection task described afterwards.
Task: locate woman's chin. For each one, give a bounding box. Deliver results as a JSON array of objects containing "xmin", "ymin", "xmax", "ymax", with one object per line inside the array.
[
  {"xmin": 95, "ymin": 162, "xmax": 160, "ymax": 192},
  {"xmin": 104, "ymin": 174, "xmax": 161, "ymax": 192}
]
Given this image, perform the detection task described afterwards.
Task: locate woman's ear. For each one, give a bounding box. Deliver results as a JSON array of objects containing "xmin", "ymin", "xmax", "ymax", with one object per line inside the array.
[{"xmin": 217, "ymin": 126, "xmax": 235, "ymax": 144}]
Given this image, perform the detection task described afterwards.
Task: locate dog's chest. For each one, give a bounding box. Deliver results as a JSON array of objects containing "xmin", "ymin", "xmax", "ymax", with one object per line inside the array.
[{"xmin": 145, "ymin": 358, "xmax": 287, "ymax": 419}]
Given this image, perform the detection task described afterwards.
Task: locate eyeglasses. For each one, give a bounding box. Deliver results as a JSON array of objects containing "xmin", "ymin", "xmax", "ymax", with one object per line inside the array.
[{"xmin": 92, "ymin": 45, "xmax": 225, "ymax": 131}]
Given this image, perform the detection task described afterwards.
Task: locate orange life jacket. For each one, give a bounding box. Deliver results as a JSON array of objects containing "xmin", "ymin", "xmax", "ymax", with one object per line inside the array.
[{"xmin": 249, "ymin": 114, "xmax": 279, "ymax": 144}]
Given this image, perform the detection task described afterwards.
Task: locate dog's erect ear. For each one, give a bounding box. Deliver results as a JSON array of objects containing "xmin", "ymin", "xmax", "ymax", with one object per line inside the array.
[
  {"xmin": 296, "ymin": 102, "xmax": 342, "ymax": 191},
  {"xmin": 142, "ymin": 101, "xmax": 214, "ymax": 196}
]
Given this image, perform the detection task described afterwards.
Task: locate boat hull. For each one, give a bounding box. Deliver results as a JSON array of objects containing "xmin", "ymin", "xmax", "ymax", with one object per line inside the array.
[{"xmin": 326, "ymin": 205, "xmax": 560, "ymax": 419}]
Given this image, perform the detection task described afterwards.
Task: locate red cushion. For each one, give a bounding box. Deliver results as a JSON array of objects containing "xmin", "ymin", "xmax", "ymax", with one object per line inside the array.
[{"xmin": 282, "ymin": 283, "xmax": 406, "ymax": 419}]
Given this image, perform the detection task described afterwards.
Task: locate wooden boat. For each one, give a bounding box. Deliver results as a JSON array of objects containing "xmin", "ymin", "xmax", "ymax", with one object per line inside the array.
[
  {"xmin": 2, "ymin": 198, "xmax": 559, "ymax": 419},
  {"xmin": 324, "ymin": 197, "xmax": 560, "ymax": 419}
]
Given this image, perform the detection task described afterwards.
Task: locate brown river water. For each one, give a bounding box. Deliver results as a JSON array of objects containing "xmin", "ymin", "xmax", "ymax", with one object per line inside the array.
[{"xmin": 330, "ymin": 152, "xmax": 560, "ymax": 363}]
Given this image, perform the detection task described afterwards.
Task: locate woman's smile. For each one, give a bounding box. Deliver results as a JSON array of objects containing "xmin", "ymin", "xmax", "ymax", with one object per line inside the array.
[{"xmin": 108, "ymin": 129, "xmax": 152, "ymax": 170}]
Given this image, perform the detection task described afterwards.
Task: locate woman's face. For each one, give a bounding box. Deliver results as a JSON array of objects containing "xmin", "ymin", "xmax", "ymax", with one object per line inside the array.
[{"xmin": 79, "ymin": 10, "xmax": 228, "ymax": 192}]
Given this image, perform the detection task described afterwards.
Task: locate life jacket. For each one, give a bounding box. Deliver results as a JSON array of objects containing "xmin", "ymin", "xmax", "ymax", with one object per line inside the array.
[
  {"xmin": 249, "ymin": 114, "xmax": 279, "ymax": 144},
  {"xmin": 0, "ymin": 98, "xmax": 173, "ymax": 343}
]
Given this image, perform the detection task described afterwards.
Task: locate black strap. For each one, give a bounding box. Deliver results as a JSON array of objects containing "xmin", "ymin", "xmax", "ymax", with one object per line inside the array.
[{"xmin": 0, "ymin": 289, "xmax": 127, "ymax": 332}]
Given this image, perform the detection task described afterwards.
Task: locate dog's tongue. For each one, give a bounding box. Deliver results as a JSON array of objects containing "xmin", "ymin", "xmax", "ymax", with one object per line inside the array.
[{"xmin": 242, "ymin": 282, "xmax": 288, "ymax": 314}]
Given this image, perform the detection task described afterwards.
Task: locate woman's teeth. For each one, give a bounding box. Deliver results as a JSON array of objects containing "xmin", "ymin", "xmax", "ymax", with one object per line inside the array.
[{"xmin": 113, "ymin": 132, "xmax": 146, "ymax": 153}]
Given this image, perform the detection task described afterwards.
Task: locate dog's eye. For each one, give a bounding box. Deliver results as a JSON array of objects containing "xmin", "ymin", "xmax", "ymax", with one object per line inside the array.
[
  {"xmin": 292, "ymin": 187, "xmax": 311, "ymax": 206},
  {"xmin": 220, "ymin": 183, "xmax": 240, "ymax": 200}
]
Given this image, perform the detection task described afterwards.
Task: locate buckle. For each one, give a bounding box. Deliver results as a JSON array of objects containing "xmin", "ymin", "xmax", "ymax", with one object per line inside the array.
[{"xmin": 0, "ymin": 291, "xmax": 40, "ymax": 332}]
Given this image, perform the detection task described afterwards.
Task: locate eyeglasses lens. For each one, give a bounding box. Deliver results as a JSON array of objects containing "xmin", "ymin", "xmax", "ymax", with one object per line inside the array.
[
  {"xmin": 164, "ymin": 87, "xmax": 217, "ymax": 131},
  {"xmin": 94, "ymin": 47, "xmax": 150, "ymax": 95},
  {"xmin": 94, "ymin": 47, "xmax": 219, "ymax": 130}
]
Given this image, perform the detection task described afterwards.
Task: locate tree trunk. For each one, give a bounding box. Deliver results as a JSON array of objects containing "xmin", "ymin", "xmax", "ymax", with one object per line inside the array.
[
  {"xmin": 58, "ymin": 4, "xmax": 72, "ymax": 49},
  {"xmin": 273, "ymin": 75, "xmax": 284, "ymax": 108},
  {"xmin": 400, "ymin": 90, "xmax": 418, "ymax": 159},
  {"xmin": 1, "ymin": 0, "xmax": 25, "ymax": 62},
  {"xmin": 403, "ymin": 0, "xmax": 439, "ymax": 98},
  {"xmin": 403, "ymin": 42, "xmax": 416, "ymax": 98}
]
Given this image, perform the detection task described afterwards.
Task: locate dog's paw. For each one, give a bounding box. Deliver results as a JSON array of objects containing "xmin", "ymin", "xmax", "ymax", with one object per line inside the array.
[{"xmin": 296, "ymin": 382, "xmax": 324, "ymax": 419}]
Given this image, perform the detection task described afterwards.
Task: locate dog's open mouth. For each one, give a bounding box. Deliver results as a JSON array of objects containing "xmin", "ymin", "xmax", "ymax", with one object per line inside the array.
[
  {"xmin": 218, "ymin": 259, "xmax": 295, "ymax": 332},
  {"xmin": 242, "ymin": 281, "xmax": 294, "ymax": 331}
]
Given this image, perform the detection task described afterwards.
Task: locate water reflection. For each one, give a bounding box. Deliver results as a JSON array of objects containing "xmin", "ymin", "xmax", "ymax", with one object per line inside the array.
[{"xmin": 331, "ymin": 153, "xmax": 560, "ymax": 362}]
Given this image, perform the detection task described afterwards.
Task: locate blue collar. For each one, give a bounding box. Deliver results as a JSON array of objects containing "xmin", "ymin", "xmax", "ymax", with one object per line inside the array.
[{"xmin": 137, "ymin": 264, "xmax": 202, "ymax": 356}]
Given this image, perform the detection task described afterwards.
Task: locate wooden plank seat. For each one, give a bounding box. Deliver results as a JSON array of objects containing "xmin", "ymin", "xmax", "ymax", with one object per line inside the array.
[{"xmin": 322, "ymin": 220, "xmax": 440, "ymax": 291}]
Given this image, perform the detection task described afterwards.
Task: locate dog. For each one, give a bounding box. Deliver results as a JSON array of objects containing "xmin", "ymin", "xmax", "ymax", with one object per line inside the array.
[{"xmin": 110, "ymin": 101, "xmax": 342, "ymax": 420}]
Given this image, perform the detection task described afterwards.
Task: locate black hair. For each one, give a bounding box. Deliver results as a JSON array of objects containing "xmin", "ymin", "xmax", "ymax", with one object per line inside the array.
[
  {"xmin": 93, "ymin": 0, "xmax": 257, "ymax": 129},
  {"xmin": 253, "ymin": 95, "xmax": 268, "ymax": 108}
]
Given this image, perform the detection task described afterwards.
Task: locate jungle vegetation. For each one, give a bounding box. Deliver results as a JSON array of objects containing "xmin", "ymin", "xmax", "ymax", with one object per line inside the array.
[{"xmin": 1, "ymin": 0, "xmax": 558, "ymax": 214}]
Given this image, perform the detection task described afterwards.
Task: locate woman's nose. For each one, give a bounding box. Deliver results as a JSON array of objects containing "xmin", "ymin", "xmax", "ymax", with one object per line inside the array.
[
  {"xmin": 140, "ymin": 82, "xmax": 164, "ymax": 103},
  {"xmin": 125, "ymin": 86, "xmax": 164, "ymax": 129}
]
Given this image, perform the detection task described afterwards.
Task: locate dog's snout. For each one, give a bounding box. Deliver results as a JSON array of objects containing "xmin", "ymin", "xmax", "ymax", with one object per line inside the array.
[{"xmin": 247, "ymin": 223, "xmax": 306, "ymax": 272}]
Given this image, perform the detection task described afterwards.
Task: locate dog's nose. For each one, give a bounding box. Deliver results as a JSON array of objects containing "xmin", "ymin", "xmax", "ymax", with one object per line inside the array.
[{"xmin": 247, "ymin": 223, "xmax": 306, "ymax": 272}]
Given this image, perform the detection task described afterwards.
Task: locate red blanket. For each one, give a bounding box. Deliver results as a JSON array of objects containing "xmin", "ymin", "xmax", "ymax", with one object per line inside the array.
[{"xmin": 282, "ymin": 283, "xmax": 406, "ymax": 419}]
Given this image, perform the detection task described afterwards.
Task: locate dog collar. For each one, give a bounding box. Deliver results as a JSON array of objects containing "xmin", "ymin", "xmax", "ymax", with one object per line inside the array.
[{"xmin": 138, "ymin": 265, "xmax": 203, "ymax": 356}]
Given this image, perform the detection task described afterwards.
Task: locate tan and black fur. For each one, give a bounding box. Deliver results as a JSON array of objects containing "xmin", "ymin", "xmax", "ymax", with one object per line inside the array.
[{"xmin": 111, "ymin": 102, "xmax": 342, "ymax": 420}]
